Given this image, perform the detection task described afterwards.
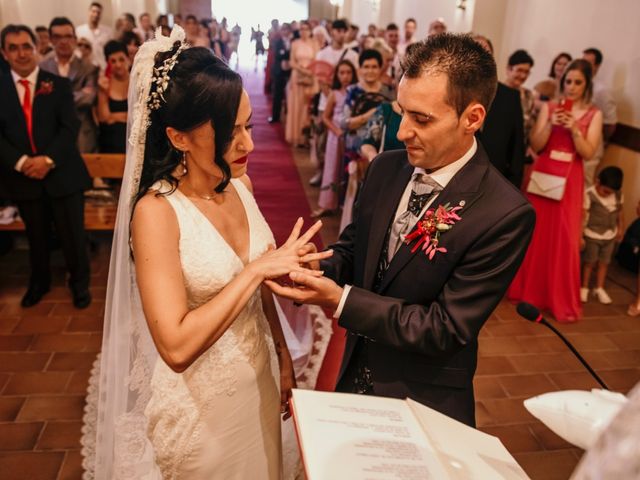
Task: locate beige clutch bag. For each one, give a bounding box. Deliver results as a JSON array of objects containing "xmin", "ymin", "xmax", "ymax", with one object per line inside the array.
[{"xmin": 526, "ymin": 170, "xmax": 567, "ymax": 201}]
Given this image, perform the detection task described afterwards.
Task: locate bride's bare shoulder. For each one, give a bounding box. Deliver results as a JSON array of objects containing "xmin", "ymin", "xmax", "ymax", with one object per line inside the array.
[{"xmin": 131, "ymin": 188, "xmax": 178, "ymax": 236}]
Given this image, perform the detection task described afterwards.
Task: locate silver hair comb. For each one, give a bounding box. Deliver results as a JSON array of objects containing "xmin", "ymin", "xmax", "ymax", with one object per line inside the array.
[{"xmin": 148, "ymin": 42, "xmax": 188, "ymax": 110}]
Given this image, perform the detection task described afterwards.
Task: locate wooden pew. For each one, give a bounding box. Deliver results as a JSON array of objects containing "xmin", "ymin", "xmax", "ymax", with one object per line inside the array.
[{"xmin": 0, "ymin": 153, "xmax": 126, "ymax": 231}]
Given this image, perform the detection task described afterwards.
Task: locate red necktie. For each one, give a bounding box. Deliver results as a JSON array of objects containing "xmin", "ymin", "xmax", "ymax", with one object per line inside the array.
[{"xmin": 18, "ymin": 79, "xmax": 36, "ymax": 153}]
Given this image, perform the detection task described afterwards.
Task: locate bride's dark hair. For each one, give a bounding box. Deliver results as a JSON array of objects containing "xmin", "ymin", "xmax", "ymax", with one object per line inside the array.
[{"xmin": 135, "ymin": 45, "xmax": 243, "ymax": 206}]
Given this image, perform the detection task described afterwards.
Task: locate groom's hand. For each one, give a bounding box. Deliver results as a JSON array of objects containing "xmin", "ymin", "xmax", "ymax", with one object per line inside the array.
[
  {"xmin": 265, "ymin": 271, "xmax": 343, "ymax": 311},
  {"xmin": 297, "ymin": 242, "xmax": 321, "ymax": 271}
]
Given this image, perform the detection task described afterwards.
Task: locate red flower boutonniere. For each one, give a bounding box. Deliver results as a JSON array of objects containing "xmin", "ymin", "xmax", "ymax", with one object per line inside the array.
[
  {"xmin": 404, "ymin": 202, "xmax": 463, "ymax": 260},
  {"xmin": 35, "ymin": 80, "xmax": 54, "ymax": 97}
]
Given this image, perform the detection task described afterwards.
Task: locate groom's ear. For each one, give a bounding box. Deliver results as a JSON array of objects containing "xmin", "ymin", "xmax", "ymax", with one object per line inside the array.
[
  {"xmin": 462, "ymin": 102, "xmax": 486, "ymax": 134},
  {"xmin": 165, "ymin": 126, "xmax": 188, "ymax": 152}
]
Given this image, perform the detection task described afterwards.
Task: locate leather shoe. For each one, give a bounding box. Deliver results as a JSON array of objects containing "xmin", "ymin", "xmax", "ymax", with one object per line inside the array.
[
  {"xmin": 72, "ymin": 288, "xmax": 92, "ymax": 309},
  {"xmin": 21, "ymin": 284, "xmax": 50, "ymax": 308}
]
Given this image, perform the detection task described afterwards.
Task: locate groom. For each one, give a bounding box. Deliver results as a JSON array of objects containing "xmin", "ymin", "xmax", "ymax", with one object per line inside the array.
[{"xmin": 268, "ymin": 34, "xmax": 535, "ymax": 427}]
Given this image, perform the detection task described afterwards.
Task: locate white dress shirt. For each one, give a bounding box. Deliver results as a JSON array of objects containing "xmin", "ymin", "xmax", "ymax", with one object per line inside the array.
[
  {"xmin": 54, "ymin": 57, "xmax": 71, "ymax": 78},
  {"xmin": 334, "ymin": 138, "xmax": 478, "ymax": 318}
]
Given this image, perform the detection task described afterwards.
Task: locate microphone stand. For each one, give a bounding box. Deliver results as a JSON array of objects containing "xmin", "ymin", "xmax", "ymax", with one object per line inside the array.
[{"xmin": 537, "ymin": 318, "xmax": 609, "ymax": 390}]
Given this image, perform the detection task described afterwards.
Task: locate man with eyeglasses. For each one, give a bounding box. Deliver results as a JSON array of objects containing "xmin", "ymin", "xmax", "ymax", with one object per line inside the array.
[
  {"xmin": 40, "ymin": 17, "xmax": 98, "ymax": 153},
  {"xmin": 0, "ymin": 24, "xmax": 92, "ymax": 309}
]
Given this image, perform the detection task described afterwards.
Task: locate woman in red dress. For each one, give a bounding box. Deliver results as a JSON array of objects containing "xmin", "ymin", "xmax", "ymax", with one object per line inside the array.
[{"xmin": 509, "ymin": 60, "xmax": 602, "ymax": 322}]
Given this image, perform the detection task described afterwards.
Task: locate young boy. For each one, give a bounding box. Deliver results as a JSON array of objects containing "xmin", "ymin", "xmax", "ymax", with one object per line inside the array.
[{"xmin": 581, "ymin": 167, "xmax": 624, "ymax": 304}]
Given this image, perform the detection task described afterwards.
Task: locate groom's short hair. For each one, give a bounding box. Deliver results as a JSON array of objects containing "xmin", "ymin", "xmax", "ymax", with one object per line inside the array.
[{"xmin": 402, "ymin": 33, "xmax": 497, "ymax": 117}]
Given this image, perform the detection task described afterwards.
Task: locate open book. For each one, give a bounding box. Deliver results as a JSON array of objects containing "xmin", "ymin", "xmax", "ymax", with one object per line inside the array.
[{"xmin": 290, "ymin": 389, "xmax": 529, "ymax": 479}]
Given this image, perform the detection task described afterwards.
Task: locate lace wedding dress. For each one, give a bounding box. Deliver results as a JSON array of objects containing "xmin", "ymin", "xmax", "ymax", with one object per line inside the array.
[{"xmin": 143, "ymin": 179, "xmax": 282, "ymax": 478}]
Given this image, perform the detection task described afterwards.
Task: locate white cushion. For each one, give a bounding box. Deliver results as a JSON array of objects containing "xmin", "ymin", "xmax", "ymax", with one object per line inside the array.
[{"xmin": 523, "ymin": 389, "xmax": 627, "ymax": 449}]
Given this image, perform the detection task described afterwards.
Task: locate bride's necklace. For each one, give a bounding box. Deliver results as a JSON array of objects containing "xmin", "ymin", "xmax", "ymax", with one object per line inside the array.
[{"xmin": 183, "ymin": 178, "xmax": 224, "ymax": 201}]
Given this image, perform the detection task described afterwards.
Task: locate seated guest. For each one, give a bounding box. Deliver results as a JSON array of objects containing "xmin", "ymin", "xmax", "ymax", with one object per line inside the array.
[
  {"xmin": 96, "ymin": 40, "xmax": 129, "ymax": 153},
  {"xmin": 473, "ymin": 34, "xmax": 525, "ymax": 188},
  {"xmin": 40, "ymin": 17, "xmax": 99, "ymax": 153},
  {"xmin": 534, "ymin": 52, "xmax": 571, "ymax": 101},
  {"xmin": 0, "ymin": 25, "xmax": 91, "ymax": 308}
]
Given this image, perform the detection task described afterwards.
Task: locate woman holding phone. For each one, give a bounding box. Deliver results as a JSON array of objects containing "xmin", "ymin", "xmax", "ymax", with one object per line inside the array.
[{"xmin": 509, "ymin": 59, "xmax": 602, "ymax": 322}]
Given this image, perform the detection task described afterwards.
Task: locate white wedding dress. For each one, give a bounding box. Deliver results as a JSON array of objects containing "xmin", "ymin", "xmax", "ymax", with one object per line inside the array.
[{"xmin": 145, "ymin": 178, "xmax": 282, "ymax": 478}]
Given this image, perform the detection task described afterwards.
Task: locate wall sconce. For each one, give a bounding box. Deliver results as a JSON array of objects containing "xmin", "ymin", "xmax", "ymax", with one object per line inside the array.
[{"xmin": 457, "ymin": 0, "xmax": 467, "ymax": 10}]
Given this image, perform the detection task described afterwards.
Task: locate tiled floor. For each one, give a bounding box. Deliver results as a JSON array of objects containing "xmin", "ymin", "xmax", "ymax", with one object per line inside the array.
[
  {"xmin": 0, "ymin": 152, "xmax": 638, "ymax": 479},
  {"xmin": 0, "ymin": 238, "xmax": 109, "ymax": 480}
]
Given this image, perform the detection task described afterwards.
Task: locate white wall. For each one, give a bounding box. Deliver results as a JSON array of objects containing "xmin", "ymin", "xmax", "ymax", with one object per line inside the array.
[
  {"xmin": 498, "ymin": 0, "xmax": 640, "ymax": 127},
  {"xmin": 341, "ymin": 0, "xmax": 474, "ymax": 40},
  {"xmin": 0, "ymin": 0, "xmax": 162, "ymax": 31}
]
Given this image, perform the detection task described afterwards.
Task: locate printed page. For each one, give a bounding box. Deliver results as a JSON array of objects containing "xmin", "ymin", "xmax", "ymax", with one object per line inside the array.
[
  {"xmin": 290, "ymin": 389, "xmax": 447, "ymax": 480},
  {"xmin": 407, "ymin": 399, "xmax": 530, "ymax": 479}
]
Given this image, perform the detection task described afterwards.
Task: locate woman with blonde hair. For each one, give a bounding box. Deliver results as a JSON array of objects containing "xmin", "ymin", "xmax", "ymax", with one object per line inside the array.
[{"xmin": 285, "ymin": 20, "xmax": 318, "ymax": 147}]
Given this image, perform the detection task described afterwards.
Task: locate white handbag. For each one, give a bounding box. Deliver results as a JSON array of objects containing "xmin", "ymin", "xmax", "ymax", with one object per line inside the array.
[{"xmin": 526, "ymin": 170, "xmax": 568, "ymax": 201}]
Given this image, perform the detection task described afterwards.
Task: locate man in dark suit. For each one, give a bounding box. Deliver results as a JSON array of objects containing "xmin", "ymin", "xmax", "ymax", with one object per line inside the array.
[
  {"xmin": 473, "ymin": 34, "xmax": 526, "ymax": 188},
  {"xmin": 0, "ymin": 25, "xmax": 92, "ymax": 308},
  {"xmin": 268, "ymin": 34, "xmax": 535, "ymax": 426},
  {"xmin": 268, "ymin": 23, "xmax": 292, "ymax": 124},
  {"xmin": 40, "ymin": 17, "xmax": 99, "ymax": 153}
]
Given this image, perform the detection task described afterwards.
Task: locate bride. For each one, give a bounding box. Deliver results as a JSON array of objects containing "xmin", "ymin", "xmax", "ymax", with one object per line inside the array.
[{"xmin": 81, "ymin": 27, "xmax": 330, "ymax": 478}]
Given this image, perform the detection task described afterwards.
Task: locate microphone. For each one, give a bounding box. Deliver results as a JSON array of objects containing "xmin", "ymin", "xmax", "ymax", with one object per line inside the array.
[{"xmin": 516, "ymin": 302, "xmax": 609, "ymax": 390}]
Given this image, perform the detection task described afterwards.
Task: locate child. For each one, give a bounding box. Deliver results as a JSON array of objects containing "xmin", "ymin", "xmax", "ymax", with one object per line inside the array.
[
  {"xmin": 311, "ymin": 59, "xmax": 357, "ymax": 218},
  {"xmin": 581, "ymin": 166, "xmax": 624, "ymax": 304}
]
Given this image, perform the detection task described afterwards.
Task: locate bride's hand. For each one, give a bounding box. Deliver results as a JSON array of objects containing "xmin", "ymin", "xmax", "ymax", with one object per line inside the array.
[
  {"xmin": 248, "ymin": 218, "xmax": 332, "ymax": 281},
  {"xmin": 278, "ymin": 349, "xmax": 296, "ymax": 420}
]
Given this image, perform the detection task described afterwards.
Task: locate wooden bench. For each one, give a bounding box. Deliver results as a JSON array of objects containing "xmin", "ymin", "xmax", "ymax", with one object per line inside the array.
[{"xmin": 0, "ymin": 153, "xmax": 125, "ymax": 231}]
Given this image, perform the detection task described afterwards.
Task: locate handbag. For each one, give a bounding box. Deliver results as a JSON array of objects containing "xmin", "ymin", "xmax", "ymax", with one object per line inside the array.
[{"xmin": 526, "ymin": 170, "xmax": 568, "ymax": 201}]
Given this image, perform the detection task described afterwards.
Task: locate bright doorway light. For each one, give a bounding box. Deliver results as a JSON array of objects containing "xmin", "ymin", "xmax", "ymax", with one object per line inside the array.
[{"xmin": 212, "ymin": 0, "xmax": 309, "ymax": 70}]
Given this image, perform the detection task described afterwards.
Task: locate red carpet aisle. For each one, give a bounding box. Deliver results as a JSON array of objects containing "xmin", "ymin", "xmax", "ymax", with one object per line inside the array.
[{"xmin": 241, "ymin": 71, "xmax": 345, "ymax": 392}]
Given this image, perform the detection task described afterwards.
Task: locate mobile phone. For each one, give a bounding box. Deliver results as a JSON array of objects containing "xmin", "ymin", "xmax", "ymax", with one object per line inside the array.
[{"xmin": 559, "ymin": 98, "xmax": 573, "ymax": 111}]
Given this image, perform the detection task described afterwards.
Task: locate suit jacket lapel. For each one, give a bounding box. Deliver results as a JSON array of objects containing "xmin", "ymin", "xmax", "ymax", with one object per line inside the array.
[
  {"xmin": 362, "ymin": 162, "xmax": 413, "ymax": 290},
  {"xmin": 378, "ymin": 148, "xmax": 490, "ymax": 292},
  {"xmin": 68, "ymin": 58, "xmax": 79, "ymax": 81},
  {"xmin": 3, "ymin": 74, "xmax": 33, "ymax": 150}
]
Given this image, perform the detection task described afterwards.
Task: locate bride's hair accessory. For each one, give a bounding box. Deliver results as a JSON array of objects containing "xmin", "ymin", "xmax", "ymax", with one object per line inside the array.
[{"xmin": 148, "ymin": 41, "xmax": 188, "ymax": 110}]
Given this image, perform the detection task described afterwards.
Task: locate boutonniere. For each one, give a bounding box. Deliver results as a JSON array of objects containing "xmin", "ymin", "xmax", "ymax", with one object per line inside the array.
[
  {"xmin": 35, "ymin": 80, "xmax": 54, "ymax": 97},
  {"xmin": 404, "ymin": 202, "xmax": 463, "ymax": 260}
]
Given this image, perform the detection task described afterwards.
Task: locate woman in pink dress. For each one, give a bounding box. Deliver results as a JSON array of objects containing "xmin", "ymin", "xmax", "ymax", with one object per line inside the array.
[
  {"xmin": 312, "ymin": 60, "xmax": 358, "ymax": 218},
  {"xmin": 509, "ymin": 59, "xmax": 602, "ymax": 322},
  {"xmin": 285, "ymin": 21, "xmax": 318, "ymax": 146}
]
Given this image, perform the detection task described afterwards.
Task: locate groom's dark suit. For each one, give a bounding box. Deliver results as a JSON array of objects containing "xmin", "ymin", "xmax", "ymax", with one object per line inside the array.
[{"xmin": 322, "ymin": 144, "xmax": 535, "ymax": 426}]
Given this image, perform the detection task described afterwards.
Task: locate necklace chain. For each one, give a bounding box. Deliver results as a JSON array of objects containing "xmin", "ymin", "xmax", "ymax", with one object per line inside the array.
[{"xmin": 182, "ymin": 178, "xmax": 222, "ymax": 201}]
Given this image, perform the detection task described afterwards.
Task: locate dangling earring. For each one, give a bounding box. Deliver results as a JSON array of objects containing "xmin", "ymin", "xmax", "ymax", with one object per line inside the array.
[{"xmin": 181, "ymin": 150, "xmax": 188, "ymax": 175}]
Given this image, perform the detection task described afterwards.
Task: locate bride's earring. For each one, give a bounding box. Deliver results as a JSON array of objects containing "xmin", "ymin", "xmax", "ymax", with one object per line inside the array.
[{"xmin": 181, "ymin": 150, "xmax": 188, "ymax": 175}]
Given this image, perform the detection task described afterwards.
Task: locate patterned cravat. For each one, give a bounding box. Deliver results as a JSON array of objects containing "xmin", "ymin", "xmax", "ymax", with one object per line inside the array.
[{"xmin": 386, "ymin": 173, "xmax": 442, "ymax": 263}]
